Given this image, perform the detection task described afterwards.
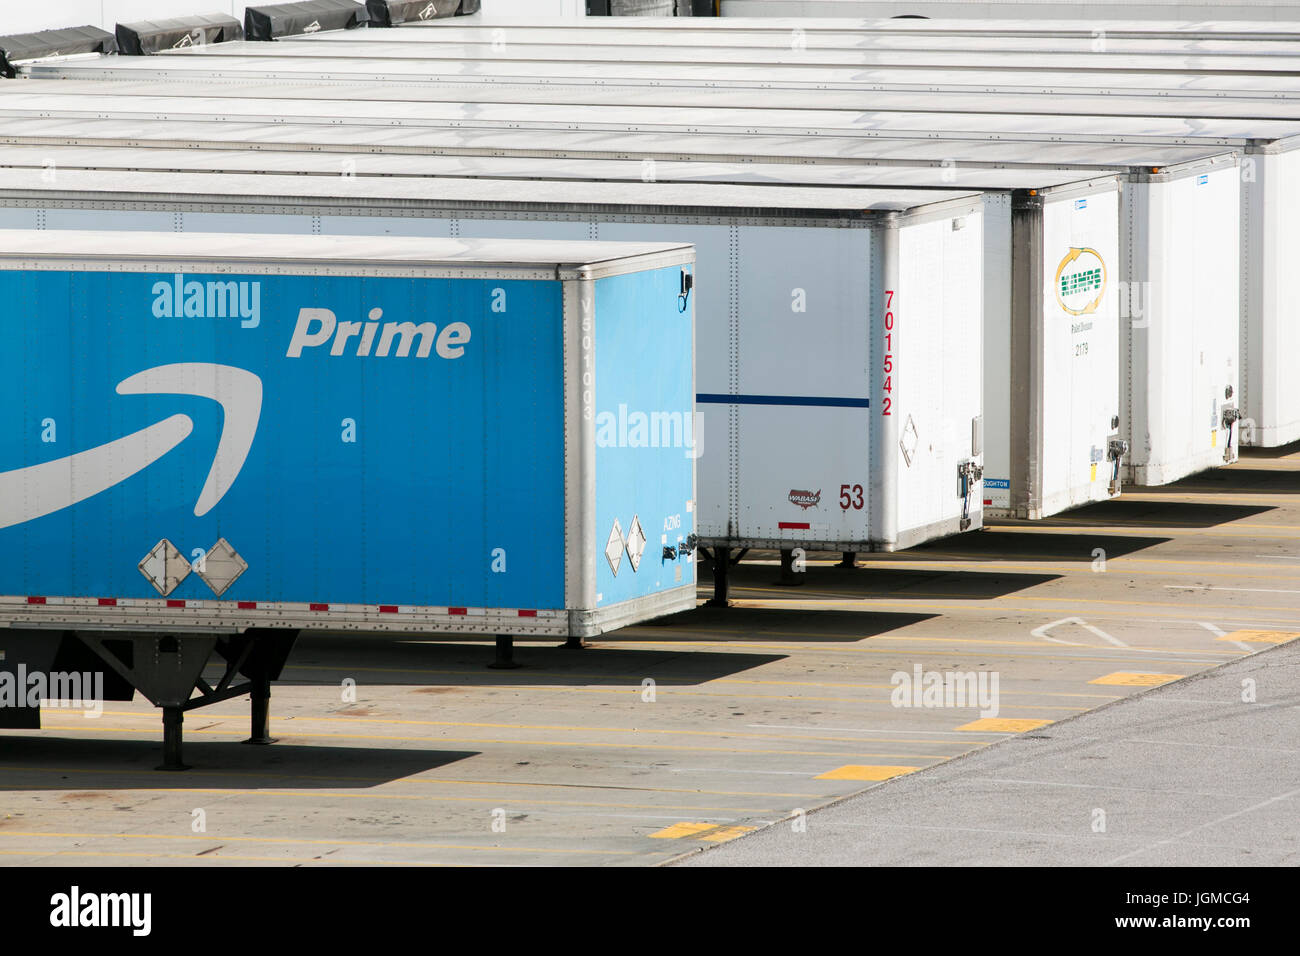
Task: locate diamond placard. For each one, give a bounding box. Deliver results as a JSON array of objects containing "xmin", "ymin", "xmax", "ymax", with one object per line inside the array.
[
  {"xmin": 625, "ymin": 515, "xmax": 647, "ymax": 572},
  {"xmin": 605, "ymin": 518, "xmax": 625, "ymax": 577},
  {"xmin": 138, "ymin": 539, "xmax": 191, "ymax": 597},
  {"xmin": 195, "ymin": 537, "xmax": 248, "ymax": 597}
]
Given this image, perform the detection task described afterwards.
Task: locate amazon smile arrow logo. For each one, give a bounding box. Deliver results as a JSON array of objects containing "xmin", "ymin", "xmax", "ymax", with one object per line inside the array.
[{"xmin": 0, "ymin": 363, "xmax": 262, "ymax": 530}]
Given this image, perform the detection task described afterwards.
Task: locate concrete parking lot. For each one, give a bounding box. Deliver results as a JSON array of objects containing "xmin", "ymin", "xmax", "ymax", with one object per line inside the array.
[{"xmin": 2, "ymin": 445, "xmax": 1296, "ymax": 866}]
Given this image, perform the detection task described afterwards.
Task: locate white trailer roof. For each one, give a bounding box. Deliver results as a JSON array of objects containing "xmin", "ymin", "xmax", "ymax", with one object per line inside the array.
[
  {"xmin": 408, "ymin": 15, "xmax": 1300, "ymax": 38},
  {"xmin": 26, "ymin": 50, "xmax": 1300, "ymax": 97},
  {"xmin": 0, "ymin": 167, "xmax": 983, "ymax": 214},
  {"xmin": 0, "ymin": 113, "xmax": 1272, "ymax": 153},
  {"xmin": 135, "ymin": 38, "xmax": 1300, "ymax": 73},
  {"xmin": 298, "ymin": 22, "xmax": 1300, "ymax": 55},
  {"xmin": 716, "ymin": 0, "xmax": 1300, "ymax": 20},
  {"xmin": 1, "ymin": 86, "xmax": 1295, "ymax": 147},
  {"xmin": 10, "ymin": 74, "xmax": 1300, "ymax": 123},
  {"xmin": 0, "ymin": 143, "xmax": 1132, "ymax": 191},
  {"xmin": 0, "ymin": 229, "xmax": 693, "ymax": 270}
]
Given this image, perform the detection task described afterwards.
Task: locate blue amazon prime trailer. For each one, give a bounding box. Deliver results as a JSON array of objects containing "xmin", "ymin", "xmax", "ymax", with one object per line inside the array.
[{"xmin": 0, "ymin": 229, "xmax": 697, "ymax": 768}]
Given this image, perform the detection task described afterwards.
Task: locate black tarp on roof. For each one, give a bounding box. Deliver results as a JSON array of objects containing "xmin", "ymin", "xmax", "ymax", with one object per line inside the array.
[
  {"xmin": 116, "ymin": 14, "xmax": 244, "ymax": 56},
  {"xmin": 0, "ymin": 26, "xmax": 116, "ymax": 78},
  {"xmin": 245, "ymin": 0, "xmax": 369, "ymax": 41},
  {"xmin": 366, "ymin": 0, "xmax": 465, "ymax": 26}
]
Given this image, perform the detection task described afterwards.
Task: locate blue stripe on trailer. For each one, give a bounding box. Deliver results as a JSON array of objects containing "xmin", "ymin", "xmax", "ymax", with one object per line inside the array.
[{"xmin": 696, "ymin": 393, "xmax": 870, "ymax": 408}]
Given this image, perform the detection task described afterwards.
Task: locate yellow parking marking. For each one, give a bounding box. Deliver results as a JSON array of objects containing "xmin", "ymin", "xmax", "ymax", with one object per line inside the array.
[
  {"xmin": 4, "ymin": 785, "xmax": 778, "ymax": 814},
  {"xmin": 700, "ymin": 826, "xmax": 757, "ymax": 843},
  {"xmin": 739, "ymin": 589, "xmax": 1300, "ymax": 618},
  {"xmin": 39, "ymin": 724, "xmax": 960, "ymax": 759},
  {"xmin": 856, "ymin": 554, "xmax": 1300, "ymax": 573},
  {"xmin": 0, "ymin": 849, "xmax": 461, "ymax": 866},
  {"xmin": 815, "ymin": 764, "xmax": 919, "ymax": 782},
  {"xmin": 650, "ymin": 822, "xmax": 722, "ymax": 840},
  {"xmin": 0, "ymin": 830, "xmax": 635, "ymax": 855},
  {"xmin": 52, "ymin": 711, "xmax": 985, "ymax": 749},
  {"xmin": 956, "ymin": 718, "xmax": 1054, "ymax": 733},
  {"xmin": 276, "ymin": 661, "xmax": 1160, "ymax": 694},
  {"xmin": 992, "ymin": 518, "xmax": 1300, "ymax": 532},
  {"xmin": 0, "ymin": 764, "xmax": 808, "ymax": 799},
  {"xmin": 1216, "ymin": 630, "xmax": 1300, "ymax": 644},
  {"xmin": 1089, "ymin": 672, "xmax": 1185, "ymax": 687}
]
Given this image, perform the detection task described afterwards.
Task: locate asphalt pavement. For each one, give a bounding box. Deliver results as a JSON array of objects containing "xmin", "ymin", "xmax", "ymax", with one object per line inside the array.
[{"xmin": 676, "ymin": 638, "xmax": 1300, "ymax": 866}]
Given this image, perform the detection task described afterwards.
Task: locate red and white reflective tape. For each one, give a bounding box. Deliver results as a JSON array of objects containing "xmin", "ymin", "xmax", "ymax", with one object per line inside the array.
[{"xmin": 8, "ymin": 595, "xmax": 561, "ymax": 621}]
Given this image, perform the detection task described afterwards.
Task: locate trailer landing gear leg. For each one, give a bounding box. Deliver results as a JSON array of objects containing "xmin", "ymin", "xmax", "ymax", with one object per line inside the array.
[
  {"xmin": 159, "ymin": 706, "xmax": 188, "ymax": 772},
  {"xmin": 243, "ymin": 677, "xmax": 277, "ymax": 746},
  {"xmin": 707, "ymin": 546, "xmax": 731, "ymax": 607},
  {"xmin": 562, "ymin": 635, "xmax": 587, "ymax": 650},
  {"xmin": 779, "ymin": 549, "xmax": 805, "ymax": 586},
  {"xmin": 489, "ymin": 635, "xmax": 520, "ymax": 669},
  {"xmin": 836, "ymin": 552, "xmax": 857, "ymax": 568}
]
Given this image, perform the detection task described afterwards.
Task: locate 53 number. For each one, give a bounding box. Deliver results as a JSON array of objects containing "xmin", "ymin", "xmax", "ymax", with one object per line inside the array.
[{"xmin": 840, "ymin": 484, "xmax": 865, "ymax": 510}]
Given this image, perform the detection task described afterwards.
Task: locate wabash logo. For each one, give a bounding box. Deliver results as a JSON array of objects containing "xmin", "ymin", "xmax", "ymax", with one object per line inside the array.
[{"xmin": 788, "ymin": 489, "xmax": 821, "ymax": 510}]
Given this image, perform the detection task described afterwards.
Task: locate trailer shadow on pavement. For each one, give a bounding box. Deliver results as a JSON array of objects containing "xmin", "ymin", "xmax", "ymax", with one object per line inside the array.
[
  {"xmin": 1235, "ymin": 438, "xmax": 1300, "ymax": 461},
  {"xmin": 284, "ymin": 634, "xmax": 788, "ymax": 685},
  {"xmin": 0, "ymin": 736, "xmax": 478, "ymax": 789},
  {"xmin": 1161, "ymin": 464, "xmax": 1300, "ymax": 493},
  {"xmin": 628, "ymin": 604, "xmax": 939, "ymax": 638},
  {"xmin": 911, "ymin": 530, "xmax": 1169, "ymax": 560},
  {"xmin": 701, "ymin": 553, "xmax": 1062, "ymax": 600},
  {"xmin": 1030, "ymin": 498, "xmax": 1275, "ymax": 528}
]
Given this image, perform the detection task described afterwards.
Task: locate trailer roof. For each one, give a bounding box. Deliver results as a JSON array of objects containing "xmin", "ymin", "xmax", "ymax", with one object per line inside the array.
[
  {"xmin": 0, "ymin": 228, "xmax": 694, "ymax": 270},
  {"xmin": 297, "ymin": 22, "xmax": 1300, "ymax": 55},
  {"xmin": 0, "ymin": 143, "xmax": 1137, "ymax": 190},
  {"xmin": 27, "ymin": 50, "xmax": 1300, "ymax": 97},
  {"xmin": 405, "ymin": 15, "xmax": 1300, "ymax": 38},
  {"xmin": 0, "ymin": 113, "xmax": 1274, "ymax": 154},
  {"xmin": 1, "ymin": 85, "xmax": 1295, "ymax": 147},
  {"xmin": 715, "ymin": 0, "xmax": 1300, "ymax": 18},
  {"xmin": 10, "ymin": 74, "xmax": 1300, "ymax": 123},
  {"xmin": 141, "ymin": 37, "xmax": 1300, "ymax": 73},
  {"xmin": 0, "ymin": 167, "xmax": 984, "ymax": 213}
]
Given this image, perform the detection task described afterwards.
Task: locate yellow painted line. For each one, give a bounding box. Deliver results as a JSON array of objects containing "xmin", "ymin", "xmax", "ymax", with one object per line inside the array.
[
  {"xmin": 0, "ymin": 830, "xmax": 636, "ymax": 856},
  {"xmin": 1103, "ymin": 491, "xmax": 1298, "ymax": 502},
  {"xmin": 2, "ymin": 785, "xmax": 777, "ymax": 814},
  {"xmin": 264, "ymin": 663, "xmax": 1126, "ymax": 698},
  {"xmin": 1089, "ymin": 672, "xmax": 1185, "ymax": 687},
  {"xmin": 1217, "ymin": 630, "xmax": 1300, "ymax": 644},
  {"xmin": 732, "ymin": 587, "xmax": 1300, "ymax": 618},
  {"xmin": 55, "ymin": 712, "xmax": 988, "ymax": 749},
  {"xmin": 0, "ymin": 849, "xmax": 461, "ymax": 866},
  {"xmin": 815, "ymin": 764, "xmax": 920, "ymax": 782},
  {"xmin": 723, "ymin": 593, "xmax": 1300, "ymax": 626},
  {"xmin": 39, "ymin": 724, "xmax": 962, "ymax": 759},
  {"xmin": 982, "ymin": 522, "xmax": 1300, "ymax": 538},
  {"xmin": 699, "ymin": 825, "xmax": 757, "ymax": 843},
  {"xmin": 650, "ymin": 822, "xmax": 722, "ymax": 840},
  {"xmin": 606, "ymin": 635, "xmax": 1235, "ymax": 668},
  {"xmin": 956, "ymin": 718, "xmax": 1054, "ymax": 733},
  {"xmin": 851, "ymin": 553, "xmax": 1300, "ymax": 573},
  {"xmin": 0, "ymin": 764, "xmax": 807, "ymax": 799},
  {"xmin": 14, "ymin": 783, "xmax": 777, "ymax": 813},
  {"xmin": 839, "ymin": 558, "xmax": 1300, "ymax": 580},
  {"xmin": 0, "ymin": 770, "xmax": 811, "ymax": 801},
  {"xmin": 622, "ymin": 633, "xmax": 1240, "ymax": 657}
]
